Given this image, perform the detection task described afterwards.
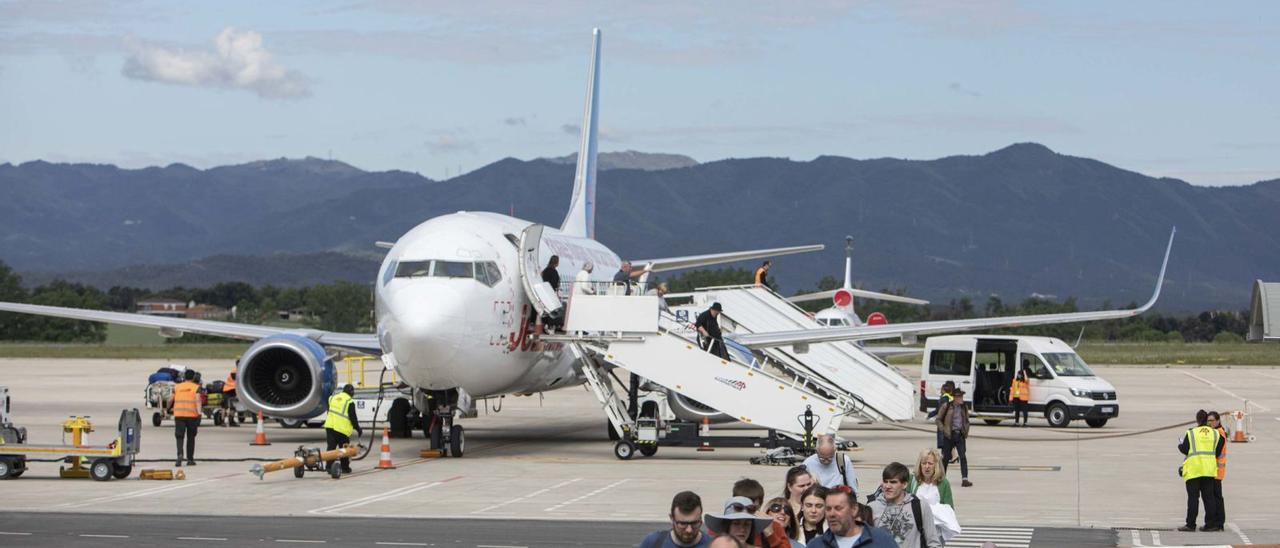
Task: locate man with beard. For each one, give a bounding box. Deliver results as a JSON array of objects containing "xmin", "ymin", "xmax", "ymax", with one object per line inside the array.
[{"xmin": 642, "ymin": 491, "xmax": 712, "ymax": 547}]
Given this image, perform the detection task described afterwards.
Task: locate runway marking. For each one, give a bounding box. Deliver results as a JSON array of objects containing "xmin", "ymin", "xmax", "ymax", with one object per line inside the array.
[
  {"xmin": 1130, "ymin": 529, "xmax": 1144, "ymax": 546},
  {"xmin": 476, "ymin": 545, "xmax": 527, "ymax": 548},
  {"xmin": 1230, "ymin": 522, "xmax": 1253, "ymax": 545},
  {"xmin": 80, "ymin": 534, "xmax": 130, "ymax": 538},
  {"xmin": 178, "ymin": 537, "xmax": 228, "ymax": 541},
  {"xmin": 1181, "ymin": 371, "xmax": 1272, "ymax": 412},
  {"xmin": 55, "ymin": 478, "xmax": 217, "ymax": 509},
  {"xmin": 276, "ymin": 540, "xmax": 326, "ymax": 544},
  {"xmin": 0, "ymin": 532, "xmax": 33, "ymax": 536},
  {"xmin": 1150, "ymin": 529, "xmax": 1161, "ymax": 545},
  {"xmin": 472, "ymin": 478, "xmax": 582, "ymax": 513},
  {"xmin": 309, "ymin": 475, "xmax": 462, "ymax": 514},
  {"xmin": 946, "ymin": 525, "xmax": 1032, "ymax": 548},
  {"xmin": 544, "ymin": 478, "xmax": 629, "ymax": 512},
  {"xmin": 1254, "ymin": 372, "xmax": 1280, "ymax": 381},
  {"xmin": 375, "ymin": 543, "xmax": 430, "ymax": 547}
]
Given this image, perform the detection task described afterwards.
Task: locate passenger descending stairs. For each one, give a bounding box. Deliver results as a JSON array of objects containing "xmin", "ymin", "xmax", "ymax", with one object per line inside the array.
[
  {"xmin": 684, "ymin": 285, "xmax": 917, "ymax": 422},
  {"xmin": 554, "ymin": 295, "xmax": 853, "ymax": 440}
]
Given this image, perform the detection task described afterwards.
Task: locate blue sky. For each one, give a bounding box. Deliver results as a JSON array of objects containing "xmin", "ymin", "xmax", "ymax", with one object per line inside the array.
[{"xmin": 2, "ymin": 1, "xmax": 1277, "ymax": 185}]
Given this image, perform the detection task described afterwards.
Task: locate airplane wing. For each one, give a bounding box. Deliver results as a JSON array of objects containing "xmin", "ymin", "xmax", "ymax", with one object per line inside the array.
[
  {"xmin": 0, "ymin": 301, "xmax": 381, "ymax": 353},
  {"xmin": 734, "ymin": 228, "xmax": 1176, "ymax": 349},
  {"xmin": 788, "ymin": 288, "xmax": 929, "ymax": 305},
  {"xmin": 630, "ymin": 244, "xmax": 823, "ymax": 273}
]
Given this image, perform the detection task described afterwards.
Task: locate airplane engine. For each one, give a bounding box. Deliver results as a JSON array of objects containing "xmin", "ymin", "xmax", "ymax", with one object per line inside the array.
[
  {"xmin": 665, "ymin": 389, "xmax": 734, "ymax": 424},
  {"xmin": 236, "ymin": 334, "xmax": 336, "ymax": 420}
]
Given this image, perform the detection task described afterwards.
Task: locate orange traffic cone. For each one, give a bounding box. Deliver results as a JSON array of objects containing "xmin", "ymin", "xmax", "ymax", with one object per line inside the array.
[
  {"xmin": 1231, "ymin": 410, "xmax": 1250, "ymax": 443},
  {"xmin": 376, "ymin": 427, "xmax": 396, "ymax": 469},
  {"xmin": 249, "ymin": 411, "xmax": 271, "ymax": 446}
]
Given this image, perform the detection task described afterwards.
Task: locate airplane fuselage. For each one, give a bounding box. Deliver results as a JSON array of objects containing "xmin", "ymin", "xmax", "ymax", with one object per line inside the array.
[{"xmin": 374, "ymin": 211, "xmax": 621, "ymax": 398}]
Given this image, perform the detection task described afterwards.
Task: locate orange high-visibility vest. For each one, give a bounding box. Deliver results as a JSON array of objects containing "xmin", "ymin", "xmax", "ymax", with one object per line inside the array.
[
  {"xmin": 1010, "ymin": 378, "xmax": 1030, "ymax": 402},
  {"xmin": 1215, "ymin": 425, "xmax": 1228, "ymax": 480},
  {"xmin": 173, "ymin": 381, "xmax": 201, "ymax": 418},
  {"xmin": 224, "ymin": 373, "xmax": 237, "ymax": 393}
]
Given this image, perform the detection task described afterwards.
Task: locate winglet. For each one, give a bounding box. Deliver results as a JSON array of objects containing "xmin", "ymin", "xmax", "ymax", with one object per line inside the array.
[
  {"xmin": 1134, "ymin": 227, "xmax": 1175, "ymax": 313},
  {"xmin": 560, "ymin": 29, "xmax": 601, "ymax": 240}
]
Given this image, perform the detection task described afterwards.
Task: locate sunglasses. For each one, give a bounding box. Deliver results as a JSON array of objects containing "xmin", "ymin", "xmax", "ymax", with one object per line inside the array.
[
  {"xmin": 729, "ymin": 503, "xmax": 759, "ymax": 514},
  {"xmin": 673, "ymin": 519, "xmax": 702, "ymax": 529},
  {"xmin": 767, "ymin": 503, "xmax": 786, "ymax": 514}
]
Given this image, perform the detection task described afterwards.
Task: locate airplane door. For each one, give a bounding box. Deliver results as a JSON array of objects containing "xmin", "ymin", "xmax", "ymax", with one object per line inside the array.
[{"xmin": 517, "ymin": 224, "xmax": 564, "ymax": 317}]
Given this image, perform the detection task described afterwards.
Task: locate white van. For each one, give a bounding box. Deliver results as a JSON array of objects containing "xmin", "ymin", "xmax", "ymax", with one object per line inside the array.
[{"xmin": 919, "ymin": 335, "xmax": 1118, "ymax": 428}]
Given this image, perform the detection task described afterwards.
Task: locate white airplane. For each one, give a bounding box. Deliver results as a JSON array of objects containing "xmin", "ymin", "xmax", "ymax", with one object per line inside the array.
[
  {"xmin": 0, "ymin": 29, "xmax": 1175, "ymax": 456},
  {"xmin": 788, "ymin": 235, "xmax": 929, "ymax": 328}
]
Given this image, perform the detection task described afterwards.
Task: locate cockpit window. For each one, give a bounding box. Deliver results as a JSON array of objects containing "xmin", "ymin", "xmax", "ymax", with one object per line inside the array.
[
  {"xmin": 393, "ymin": 259, "xmax": 501, "ymax": 287},
  {"xmin": 431, "ymin": 261, "xmax": 474, "ymax": 278},
  {"xmin": 382, "ymin": 260, "xmax": 398, "ymax": 286},
  {"xmin": 395, "ymin": 261, "xmax": 432, "ymax": 278}
]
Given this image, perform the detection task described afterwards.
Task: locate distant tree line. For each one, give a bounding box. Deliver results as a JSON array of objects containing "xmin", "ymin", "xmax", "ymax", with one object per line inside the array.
[
  {"xmin": 0, "ymin": 260, "xmax": 1248, "ymax": 344},
  {"xmin": 0, "ymin": 260, "xmax": 373, "ymax": 343}
]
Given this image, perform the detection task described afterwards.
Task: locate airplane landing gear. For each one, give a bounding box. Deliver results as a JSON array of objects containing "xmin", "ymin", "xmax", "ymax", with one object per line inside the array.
[{"xmin": 425, "ymin": 388, "xmax": 465, "ymax": 458}]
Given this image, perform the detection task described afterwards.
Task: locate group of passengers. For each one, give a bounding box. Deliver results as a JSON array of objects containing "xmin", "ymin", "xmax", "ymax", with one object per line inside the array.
[{"xmin": 640, "ymin": 435, "xmax": 962, "ymax": 548}]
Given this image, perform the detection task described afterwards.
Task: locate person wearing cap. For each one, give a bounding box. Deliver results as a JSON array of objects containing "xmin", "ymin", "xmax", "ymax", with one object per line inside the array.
[
  {"xmin": 641, "ymin": 491, "xmax": 712, "ymax": 548},
  {"xmin": 696, "ymin": 302, "xmax": 729, "ymax": 360},
  {"xmin": 706, "ymin": 496, "xmax": 776, "ymax": 547},
  {"xmin": 937, "ymin": 388, "xmax": 972, "ymax": 487},
  {"xmin": 805, "ymin": 486, "xmax": 897, "ymax": 547},
  {"xmin": 575, "ymin": 261, "xmax": 596, "ymax": 295},
  {"xmin": 323, "ymin": 384, "xmax": 364, "ymax": 477}
]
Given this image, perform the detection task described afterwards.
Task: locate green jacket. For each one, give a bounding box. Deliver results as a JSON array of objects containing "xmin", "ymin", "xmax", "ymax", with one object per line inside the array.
[{"xmin": 908, "ymin": 475, "xmax": 955, "ymax": 507}]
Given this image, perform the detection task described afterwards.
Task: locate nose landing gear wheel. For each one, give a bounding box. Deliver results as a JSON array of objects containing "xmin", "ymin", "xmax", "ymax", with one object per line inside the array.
[
  {"xmin": 614, "ymin": 441, "xmax": 635, "ymax": 460},
  {"xmin": 449, "ymin": 425, "xmax": 465, "ymax": 458}
]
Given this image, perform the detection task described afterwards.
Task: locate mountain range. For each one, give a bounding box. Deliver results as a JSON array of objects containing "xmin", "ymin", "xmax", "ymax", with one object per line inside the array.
[{"xmin": 4, "ymin": 145, "xmax": 1278, "ymax": 311}]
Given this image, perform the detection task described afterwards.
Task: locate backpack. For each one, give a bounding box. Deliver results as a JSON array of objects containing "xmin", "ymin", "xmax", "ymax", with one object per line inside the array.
[
  {"xmin": 835, "ymin": 452, "xmax": 852, "ymax": 490},
  {"xmin": 910, "ymin": 496, "xmax": 926, "ymax": 542}
]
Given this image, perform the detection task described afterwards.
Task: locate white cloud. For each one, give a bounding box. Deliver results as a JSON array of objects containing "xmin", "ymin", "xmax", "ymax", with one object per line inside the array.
[
  {"xmin": 424, "ymin": 135, "xmax": 476, "ymax": 155},
  {"xmin": 122, "ymin": 28, "xmax": 310, "ymax": 100}
]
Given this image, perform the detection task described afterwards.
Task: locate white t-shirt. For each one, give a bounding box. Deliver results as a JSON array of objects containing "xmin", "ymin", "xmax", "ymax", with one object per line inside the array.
[
  {"xmin": 802, "ymin": 453, "xmax": 859, "ymax": 493},
  {"xmin": 835, "ymin": 535, "xmax": 858, "ymax": 548},
  {"xmin": 574, "ymin": 269, "xmax": 594, "ymax": 295}
]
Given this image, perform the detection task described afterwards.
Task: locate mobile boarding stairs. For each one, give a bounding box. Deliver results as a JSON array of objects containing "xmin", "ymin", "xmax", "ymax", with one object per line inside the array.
[{"xmin": 539, "ymin": 289, "xmax": 859, "ymax": 460}]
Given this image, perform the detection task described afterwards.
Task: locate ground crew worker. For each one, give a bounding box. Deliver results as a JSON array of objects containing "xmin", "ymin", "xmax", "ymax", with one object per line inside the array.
[
  {"xmin": 221, "ymin": 367, "xmax": 239, "ymax": 427},
  {"xmin": 1010, "ymin": 368, "xmax": 1030, "ymax": 427},
  {"xmin": 169, "ymin": 369, "xmax": 201, "ymax": 467},
  {"xmin": 1207, "ymin": 410, "xmax": 1228, "ymax": 531},
  {"xmin": 754, "ymin": 261, "xmax": 771, "ymax": 287},
  {"xmin": 1177, "ymin": 409, "xmax": 1224, "ymax": 532},
  {"xmin": 323, "ymin": 384, "xmax": 363, "ymax": 478}
]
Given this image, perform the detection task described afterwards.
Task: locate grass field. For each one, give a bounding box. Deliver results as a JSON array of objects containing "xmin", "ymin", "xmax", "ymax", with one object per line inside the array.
[{"xmin": 3, "ymin": 329, "xmax": 1277, "ymax": 364}]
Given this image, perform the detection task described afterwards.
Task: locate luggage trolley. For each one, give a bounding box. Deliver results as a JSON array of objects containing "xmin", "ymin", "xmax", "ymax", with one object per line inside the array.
[{"xmin": 0, "ymin": 391, "xmax": 143, "ymax": 481}]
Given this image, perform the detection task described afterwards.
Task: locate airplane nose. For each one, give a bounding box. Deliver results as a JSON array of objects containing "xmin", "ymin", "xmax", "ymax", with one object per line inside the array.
[{"xmin": 385, "ymin": 284, "xmax": 469, "ymax": 384}]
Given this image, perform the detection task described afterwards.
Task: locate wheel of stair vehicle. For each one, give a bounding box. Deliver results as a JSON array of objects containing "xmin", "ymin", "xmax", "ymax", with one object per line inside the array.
[
  {"xmin": 90, "ymin": 459, "xmax": 115, "ymax": 482},
  {"xmin": 638, "ymin": 444, "xmax": 658, "ymax": 457},
  {"xmin": 112, "ymin": 463, "xmax": 133, "ymax": 479},
  {"xmin": 449, "ymin": 425, "xmax": 465, "ymax": 458},
  {"xmin": 614, "ymin": 440, "xmax": 635, "ymax": 460},
  {"xmin": 0, "ymin": 458, "xmax": 12, "ymax": 479}
]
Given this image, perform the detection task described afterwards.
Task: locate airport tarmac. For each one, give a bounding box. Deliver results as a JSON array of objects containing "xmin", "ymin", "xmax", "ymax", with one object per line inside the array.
[{"xmin": 2, "ymin": 358, "xmax": 1278, "ymax": 547}]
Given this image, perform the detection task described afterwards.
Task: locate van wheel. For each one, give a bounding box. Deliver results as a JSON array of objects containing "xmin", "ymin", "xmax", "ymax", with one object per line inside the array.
[
  {"xmin": 983, "ymin": 419, "xmax": 1003, "ymax": 426},
  {"xmin": 1046, "ymin": 403, "xmax": 1071, "ymax": 428},
  {"xmin": 388, "ymin": 398, "xmax": 410, "ymax": 438},
  {"xmin": 1086, "ymin": 418, "xmax": 1108, "ymax": 428}
]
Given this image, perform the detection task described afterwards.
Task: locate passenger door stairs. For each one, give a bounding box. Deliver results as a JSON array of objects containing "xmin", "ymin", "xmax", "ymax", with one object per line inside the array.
[
  {"xmin": 548, "ymin": 293, "xmax": 850, "ymax": 439},
  {"xmin": 687, "ymin": 286, "xmax": 916, "ymax": 421}
]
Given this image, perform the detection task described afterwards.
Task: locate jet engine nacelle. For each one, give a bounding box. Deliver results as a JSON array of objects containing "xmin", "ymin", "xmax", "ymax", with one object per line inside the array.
[
  {"xmin": 236, "ymin": 334, "xmax": 336, "ymax": 420},
  {"xmin": 665, "ymin": 389, "xmax": 734, "ymax": 424}
]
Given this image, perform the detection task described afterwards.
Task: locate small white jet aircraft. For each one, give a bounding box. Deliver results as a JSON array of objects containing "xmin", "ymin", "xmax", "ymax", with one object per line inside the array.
[
  {"xmin": 788, "ymin": 235, "xmax": 929, "ymax": 328},
  {"xmin": 0, "ymin": 30, "xmax": 1174, "ymax": 456}
]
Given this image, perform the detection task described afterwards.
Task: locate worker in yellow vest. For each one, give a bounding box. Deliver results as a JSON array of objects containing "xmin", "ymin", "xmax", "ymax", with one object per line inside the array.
[
  {"xmin": 323, "ymin": 384, "xmax": 363, "ymax": 478},
  {"xmin": 222, "ymin": 367, "xmax": 239, "ymax": 427},
  {"xmin": 1010, "ymin": 367, "xmax": 1031, "ymax": 427},
  {"xmin": 1177, "ymin": 409, "xmax": 1224, "ymax": 532},
  {"xmin": 169, "ymin": 369, "xmax": 202, "ymax": 467},
  {"xmin": 1206, "ymin": 411, "xmax": 1228, "ymax": 531}
]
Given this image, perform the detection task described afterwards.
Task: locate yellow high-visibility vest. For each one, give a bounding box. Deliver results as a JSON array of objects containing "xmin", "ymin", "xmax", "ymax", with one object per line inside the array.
[
  {"xmin": 323, "ymin": 392, "xmax": 354, "ymax": 436},
  {"xmin": 1181, "ymin": 426, "xmax": 1220, "ymax": 480}
]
